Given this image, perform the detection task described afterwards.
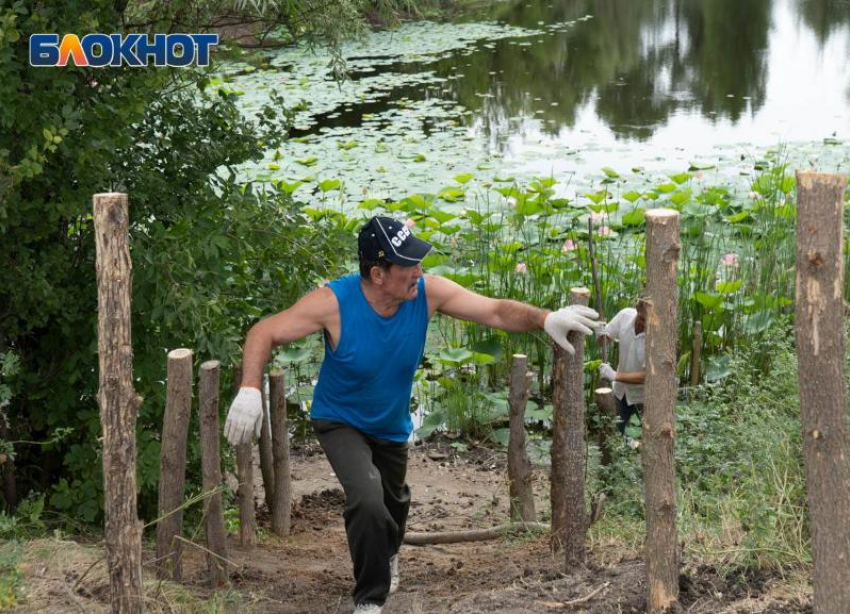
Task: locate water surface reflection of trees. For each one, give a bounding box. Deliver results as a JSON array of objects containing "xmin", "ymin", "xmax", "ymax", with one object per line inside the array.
[{"xmin": 432, "ymin": 0, "xmax": 849, "ymax": 145}]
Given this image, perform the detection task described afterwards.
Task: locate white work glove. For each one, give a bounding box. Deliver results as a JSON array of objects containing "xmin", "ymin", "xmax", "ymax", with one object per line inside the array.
[
  {"xmin": 543, "ymin": 305, "xmax": 599, "ymax": 355},
  {"xmin": 598, "ymin": 363, "xmax": 616, "ymax": 382},
  {"xmin": 224, "ymin": 387, "xmax": 263, "ymax": 446}
]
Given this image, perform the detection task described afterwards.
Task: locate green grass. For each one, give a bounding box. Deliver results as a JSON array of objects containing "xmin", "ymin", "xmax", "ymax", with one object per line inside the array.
[{"xmin": 0, "ymin": 541, "xmax": 23, "ymax": 610}]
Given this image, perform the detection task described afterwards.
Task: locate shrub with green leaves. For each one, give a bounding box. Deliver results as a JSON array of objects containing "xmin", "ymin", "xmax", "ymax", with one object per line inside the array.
[{"xmin": 0, "ymin": 0, "xmax": 354, "ymax": 522}]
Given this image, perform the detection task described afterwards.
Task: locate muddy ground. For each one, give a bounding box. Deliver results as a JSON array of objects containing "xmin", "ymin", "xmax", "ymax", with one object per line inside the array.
[{"xmin": 14, "ymin": 442, "xmax": 812, "ymax": 614}]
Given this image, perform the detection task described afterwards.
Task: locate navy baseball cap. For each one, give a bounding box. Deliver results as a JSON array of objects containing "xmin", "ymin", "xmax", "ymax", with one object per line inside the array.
[{"xmin": 358, "ymin": 216, "xmax": 433, "ymax": 266}]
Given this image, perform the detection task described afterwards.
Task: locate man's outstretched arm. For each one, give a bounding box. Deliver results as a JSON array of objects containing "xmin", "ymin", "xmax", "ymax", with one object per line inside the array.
[
  {"xmin": 225, "ymin": 287, "xmax": 337, "ymax": 445},
  {"xmin": 425, "ymin": 274, "xmax": 598, "ymax": 352}
]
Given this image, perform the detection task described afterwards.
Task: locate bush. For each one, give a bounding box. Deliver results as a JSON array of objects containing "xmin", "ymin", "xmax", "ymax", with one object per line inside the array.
[{"xmin": 0, "ymin": 0, "xmax": 353, "ymax": 522}]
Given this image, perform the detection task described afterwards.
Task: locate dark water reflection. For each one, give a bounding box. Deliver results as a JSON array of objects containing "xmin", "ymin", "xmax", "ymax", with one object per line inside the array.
[{"xmin": 430, "ymin": 0, "xmax": 850, "ymax": 148}]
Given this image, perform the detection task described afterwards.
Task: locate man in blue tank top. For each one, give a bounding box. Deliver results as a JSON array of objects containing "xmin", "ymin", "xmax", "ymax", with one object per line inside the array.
[{"xmin": 224, "ymin": 216, "xmax": 599, "ymax": 614}]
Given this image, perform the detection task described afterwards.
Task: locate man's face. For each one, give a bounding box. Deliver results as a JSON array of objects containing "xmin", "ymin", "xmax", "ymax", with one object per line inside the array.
[{"xmin": 381, "ymin": 262, "xmax": 423, "ymax": 300}]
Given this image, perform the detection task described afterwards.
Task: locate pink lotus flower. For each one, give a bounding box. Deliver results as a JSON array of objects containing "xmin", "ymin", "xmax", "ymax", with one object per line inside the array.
[
  {"xmin": 597, "ymin": 226, "xmax": 613, "ymax": 237},
  {"xmin": 721, "ymin": 252, "xmax": 738, "ymax": 267},
  {"xmin": 696, "ymin": 172, "xmax": 705, "ymax": 180},
  {"xmin": 562, "ymin": 238, "xmax": 577, "ymax": 252},
  {"xmin": 590, "ymin": 211, "xmax": 609, "ymax": 223},
  {"xmin": 405, "ymin": 218, "xmax": 416, "ymax": 228},
  {"xmin": 515, "ymin": 262, "xmax": 528, "ymax": 274}
]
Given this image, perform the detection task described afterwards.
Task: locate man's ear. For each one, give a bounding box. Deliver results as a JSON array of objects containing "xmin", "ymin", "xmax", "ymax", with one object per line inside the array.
[{"xmin": 370, "ymin": 266, "xmax": 386, "ymax": 286}]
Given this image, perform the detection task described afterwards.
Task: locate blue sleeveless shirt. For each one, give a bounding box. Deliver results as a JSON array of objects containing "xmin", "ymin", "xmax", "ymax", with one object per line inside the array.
[{"xmin": 311, "ymin": 273, "xmax": 429, "ymax": 442}]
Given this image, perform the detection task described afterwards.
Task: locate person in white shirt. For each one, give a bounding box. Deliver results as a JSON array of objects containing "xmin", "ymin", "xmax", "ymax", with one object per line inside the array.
[{"xmin": 597, "ymin": 300, "xmax": 647, "ymax": 436}]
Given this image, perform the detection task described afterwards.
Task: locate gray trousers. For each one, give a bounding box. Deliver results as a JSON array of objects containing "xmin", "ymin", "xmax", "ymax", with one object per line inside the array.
[{"xmin": 312, "ymin": 420, "xmax": 411, "ymax": 606}]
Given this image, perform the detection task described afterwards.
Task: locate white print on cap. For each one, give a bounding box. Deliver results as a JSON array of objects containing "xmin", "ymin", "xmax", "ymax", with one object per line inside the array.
[
  {"xmin": 377, "ymin": 220, "xmax": 421, "ymax": 263},
  {"xmin": 391, "ymin": 225, "xmax": 411, "ymax": 247}
]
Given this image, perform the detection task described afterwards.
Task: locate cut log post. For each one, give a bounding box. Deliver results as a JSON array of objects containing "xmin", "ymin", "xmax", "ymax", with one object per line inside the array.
[
  {"xmin": 642, "ymin": 209, "xmax": 681, "ymax": 613},
  {"xmin": 794, "ymin": 170, "xmax": 850, "ymax": 614},
  {"xmin": 550, "ymin": 287, "xmax": 590, "ymax": 560},
  {"xmin": 156, "ymin": 348, "xmax": 193, "ymax": 581},
  {"xmin": 594, "ymin": 387, "xmax": 617, "ymax": 468},
  {"xmin": 258, "ymin": 381, "xmax": 276, "ymax": 516},
  {"xmin": 93, "ymin": 192, "xmax": 143, "ymax": 614},
  {"xmin": 232, "ymin": 365, "xmax": 256, "ymax": 546},
  {"xmin": 689, "ymin": 321, "xmax": 702, "ymax": 387},
  {"xmin": 507, "ymin": 354, "xmax": 536, "ymax": 522},
  {"xmin": 566, "ymin": 288, "xmax": 591, "ymax": 570},
  {"xmin": 269, "ymin": 369, "xmax": 291, "ymax": 537},
  {"xmin": 198, "ymin": 360, "xmax": 229, "ymax": 587}
]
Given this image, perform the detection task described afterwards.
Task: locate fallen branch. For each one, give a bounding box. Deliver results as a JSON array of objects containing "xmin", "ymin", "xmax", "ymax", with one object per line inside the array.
[
  {"xmin": 173, "ymin": 535, "xmax": 241, "ymax": 572},
  {"xmin": 537, "ymin": 582, "xmax": 611, "ymax": 610},
  {"xmin": 404, "ymin": 521, "xmax": 549, "ymax": 546},
  {"xmin": 561, "ymin": 581, "xmax": 610, "ymax": 607}
]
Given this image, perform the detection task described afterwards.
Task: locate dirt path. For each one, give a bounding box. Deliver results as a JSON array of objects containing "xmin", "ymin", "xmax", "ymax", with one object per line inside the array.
[{"xmin": 14, "ymin": 442, "xmax": 813, "ymax": 614}]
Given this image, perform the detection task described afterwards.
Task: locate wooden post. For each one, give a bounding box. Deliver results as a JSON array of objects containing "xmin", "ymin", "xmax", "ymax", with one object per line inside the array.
[
  {"xmin": 594, "ymin": 387, "xmax": 617, "ymax": 467},
  {"xmin": 93, "ymin": 192, "xmax": 143, "ymax": 614},
  {"xmin": 795, "ymin": 170, "xmax": 850, "ymax": 614},
  {"xmin": 507, "ymin": 354, "xmax": 536, "ymax": 522},
  {"xmin": 550, "ymin": 288, "xmax": 590, "ymax": 556},
  {"xmin": 156, "ymin": 348, "xmax": 193, "ymax": 581},
  {"xmin": 232, "ymin": 365, "xmax": 256, "ymax": 546},
  {"xmin": 551, "ymin": 328, "xmax": 568, "ymax": 549},
  {"xmin": 567, "ymin": 288, "xmax": 591, "ymax": 570},
  {"xmin": 258, "ymin": 382, "xmax": 276, "ymax": 516},
  {"xmin": 198, "ymin": 360, "xmax": 229, "ymax": 587},
  {"xmin": 642, "ymin": 209, "xmax": 681, "ymax": 613},
  {"xmin": 689, "ymin": 321, "xmax": 702, "ymax": 387},
  {"xmin": 269, "ymin": 370, "xmax": 292, "ymax": 536}
]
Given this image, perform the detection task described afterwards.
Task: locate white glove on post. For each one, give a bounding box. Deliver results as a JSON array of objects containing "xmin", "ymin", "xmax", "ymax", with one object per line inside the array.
[
  {"xmin": 598, "ymin": 363, "xmax": 616, "ymax": 382},
  {"xmin": 595, "ymin": 322, "xmax": 608, "ymax": 338},
  {"xmin": 543, "ymin": 305, "xmax": 599, "ymax": 355},
  {"xmin": 224, "ymin": 387, "xmax": 263, "ymax": 446}
]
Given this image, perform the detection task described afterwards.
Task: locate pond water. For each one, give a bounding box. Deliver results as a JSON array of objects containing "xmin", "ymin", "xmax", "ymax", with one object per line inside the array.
[{"xmin": 230, "ymin": 0, "xmax": 850, "ymax": 205}]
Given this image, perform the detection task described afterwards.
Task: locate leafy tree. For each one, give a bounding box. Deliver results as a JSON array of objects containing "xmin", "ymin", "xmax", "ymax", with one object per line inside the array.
[{"xmin": 0, "ymin": 0, "xmax": 370, "ymax": 521}]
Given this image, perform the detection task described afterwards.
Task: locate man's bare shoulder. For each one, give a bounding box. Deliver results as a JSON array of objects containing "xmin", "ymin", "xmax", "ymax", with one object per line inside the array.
[
  {"xmin": 424, "ymin": 273, "xmax": 459, "ymax": 305},
  {"xmin": 300, "ymin": 285, "xmax": 339, "ymax": 313}
]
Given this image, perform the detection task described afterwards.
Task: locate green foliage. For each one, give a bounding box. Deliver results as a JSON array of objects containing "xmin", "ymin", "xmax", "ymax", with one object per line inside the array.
[
  {"xmin": 677, "ymin": 324, "xmax": 808, "ymax": 569},
  {"xmin": 0, "ymin": 540, "xmax": 23, "ymax": 610},
  {"xmin": 597, "ymin": 323, "xmax": 810, "ymax": 570},
  {"xmin": 0, "ymin": 0, "xmax": 352, "ymax": 522}
]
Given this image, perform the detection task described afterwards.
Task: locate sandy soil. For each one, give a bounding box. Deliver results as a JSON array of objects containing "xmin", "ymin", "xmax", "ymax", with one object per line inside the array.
[{"xmin": 11, "ymin": 442, "xmax": 812, "ymax": 614}]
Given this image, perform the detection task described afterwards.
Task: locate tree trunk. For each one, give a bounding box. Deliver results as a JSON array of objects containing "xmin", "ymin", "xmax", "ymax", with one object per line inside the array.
[
  {"xmin": 564, "ymin": 288, "xmax": 590, "ymax": 571},
  {"xmin": 269, "ymin": 370, "xmax": 291, "ymax": 537},
  {"xmin": 156, "ymin": 348, "xmax": 193, "ymax": 581},
  {"xmin": 258, "ymin": 381, "xmax": 276, "ymax": 517},
  {"xmin": 0, "ymin": 415, "xmax": 16, "ymax": 513},
  {"xmin": 642, "ymin": 209, "xmax": 681, "ymax": 613},
  {"xmin": 689, "ymin": 321, "xmax": 702, "ymax": 387},
  {"xmin": 232, "ymin": 365, "xmax": 256, "ymax": 546},
  {"xmin": 507, "ymin": 354, "xmax": 536, "ymax": 522},
  {"xmin": 795, "ymin": 170, "xmax": 850, "ymax": 614},
  {"xmin": 198, "ymin": 360, "xmax": 229, "ymax": 587},
  {"xmin": 93, "ymin": 193, "xmax": 143, "ymax": 614}
]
